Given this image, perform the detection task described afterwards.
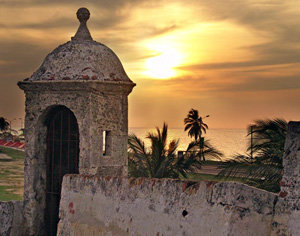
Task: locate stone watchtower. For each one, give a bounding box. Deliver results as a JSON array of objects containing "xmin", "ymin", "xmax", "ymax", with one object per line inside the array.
[{"xmin": 18, "ymin": 8, "xmax": 135, "ymax": 235}]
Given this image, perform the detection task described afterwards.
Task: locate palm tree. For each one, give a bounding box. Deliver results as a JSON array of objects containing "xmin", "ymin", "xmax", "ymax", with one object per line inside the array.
[
  {"xmin": 248, "ymin": 119, "xmax": 287, "ymax": 163},
  {"xmin": 128, "ymin": 123, "xmax": 201, "ymax": 178},
  {"xmin": 218, "ymin": 118, "xmax": 288, "ymax": 192},
  {"xmin": 184, "ymin": 109, "xmax": 210, "ymax": 161},
  {"xmin": 184, "ymin": 109, "xmax": 208, "ymax": 142},
  {"xmin": 0, "ymin": 117, "xmax": 9, "ymax": 133},
  {"xmin": 186, "ymin": 140, "xmax": 223, "ymax": 161}
]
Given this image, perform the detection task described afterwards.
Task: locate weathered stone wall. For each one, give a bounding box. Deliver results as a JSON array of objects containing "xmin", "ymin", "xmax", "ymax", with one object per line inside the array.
[
  {"xmin": 0, "ymin": 201, "xmax": 24, "ymax": 236},
  {"xmin": 57, "ymin": 121, "xmax": 300, "ymax": 236},
  {"xmin": 18, "ymin": 80, "xmax": 134, "ymax": 235},
  {"xmin": 58, "ymin": 175, "xmax": 278, "ymax": 236},
  {"xmin": 271, "ymin": 121, "xmax": 300, "ymax": 235},
  {"xmin": 18, "ymin": 81, "xmax": 133, "ymax": 176}
]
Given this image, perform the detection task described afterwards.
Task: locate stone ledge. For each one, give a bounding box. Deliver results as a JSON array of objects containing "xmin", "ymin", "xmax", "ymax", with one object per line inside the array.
[{"xmin": 59, "ymin": 174, "xmax": 278, "ymax": 235}]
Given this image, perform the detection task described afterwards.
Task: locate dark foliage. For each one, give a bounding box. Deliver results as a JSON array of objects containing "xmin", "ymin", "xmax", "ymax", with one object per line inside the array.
[
  {"xmin": 128, "ymin": 123, "xmax": 201, "ymax": 178},
  {"xmin": 0, "ymin": 117, "xmax": 9, "ymax": 132},
  {"xmin": 186, "ymin": 139, "xmax": 223, "ymax": 161},
  {"xmin": 184, "ymin": 109, "xmax": 208, "ymax": 142},
  {"xmin": 218, "ymin": 118, "xmax": 288, "ymax": 192}
]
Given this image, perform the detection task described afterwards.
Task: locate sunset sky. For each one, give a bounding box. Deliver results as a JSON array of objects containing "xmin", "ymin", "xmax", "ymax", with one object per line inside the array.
[{"xmin": 0, "ymin": 0, "xmax": 299, "ymax": 129}]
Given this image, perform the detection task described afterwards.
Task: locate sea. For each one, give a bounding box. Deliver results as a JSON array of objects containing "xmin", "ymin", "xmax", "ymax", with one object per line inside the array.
[{"xmin": 129, "ymin": 128, "xmax": 248, "ymax": 161}]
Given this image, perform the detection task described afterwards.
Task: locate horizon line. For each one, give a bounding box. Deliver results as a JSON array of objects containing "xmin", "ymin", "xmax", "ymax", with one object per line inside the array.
[{"xmin": 129, "ymin": 127, "xmax": 246, "ymax": 130}]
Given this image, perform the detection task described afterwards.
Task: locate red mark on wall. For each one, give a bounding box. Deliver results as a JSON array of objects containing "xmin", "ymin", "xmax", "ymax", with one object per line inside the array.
[
  {"xmin": 279, "ymin": 191, "xmax": 288, "ymax": 198},
  {"xmin": 82, "ymin": 67, "xmax": 91, "ymax": 71},
  {"xmin": 82, "ymin": 75, "xmax": 89, "ymax": 80},
  {"xmin": 182, "ymin": 183, "xmax": 187, "ymax": 192},
  {"xmin": 279, "ymin": 180, "xmax": 286, "ymax": 187},
  {"xmin": 69, "ymin": 202, "xmax": 75, "ymax": 214},
  {"xmin": 206, "ymin": 181, "xmax": 214, "ymax": 188}
]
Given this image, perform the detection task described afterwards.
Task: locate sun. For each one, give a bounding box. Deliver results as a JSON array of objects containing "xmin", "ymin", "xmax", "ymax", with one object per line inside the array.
[{"xmin": 144, "ymin": 47, "xmax": 183, "ymax": 79}]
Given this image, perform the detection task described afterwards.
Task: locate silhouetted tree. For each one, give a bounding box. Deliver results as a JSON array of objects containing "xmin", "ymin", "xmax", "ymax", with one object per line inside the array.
[
  {"xmin": 184, "ymin": 109, "xmax": 208, "ymax": 142},
  {"xmin": 128, "ymin": 123, "xmax": 201, "ymax": 178},
  {"xmin": 187, "ymin": 139, "xmax": 223, "ymax": 161},
  {"xmin": 184, "ymin": 109, "xmax": 211, "ymax": 160},
  {"xmin": 0, "ymin": 117, "xmax": 9, "ymax": 133},
  {"xmin": 218, "ymin": 118, "xmax": 288, "ymax": 192}
]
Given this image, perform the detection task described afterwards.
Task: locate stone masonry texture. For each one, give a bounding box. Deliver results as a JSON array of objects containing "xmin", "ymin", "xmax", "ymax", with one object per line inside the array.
[
  {"xmin": 57, "ymin": 175, "xmax": 277, "ymax": 236},
  {"xmin": 56, "ymin": 121, "xmax": 299, "ymax": 236},
  {"xmin": 17, "ymin": 80, "xmax": 134, "ymax": 235},
  {"xmin": 0, "ymin": 201, "xmax": 23, "ymax": 236}
]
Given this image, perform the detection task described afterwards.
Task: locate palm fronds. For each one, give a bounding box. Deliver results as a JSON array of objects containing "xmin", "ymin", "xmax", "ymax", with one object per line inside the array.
[
  {"xmin": 184, "ymin": 109, "xmax": 208, "ymax": 142},
  {"xmin": 247, "ymin": 118, "xmax": 287, "ymax": 164},
  {"xmin": 218, "ymin": 118, "xmax": 287, "ymax": 192},
  {"xmin": 0, "ymin": 117, "xmax": 9, "ymax": 132},
  {"xmin": 128, "ymin": 122, "xmax": 201, "ymax": 178},
  {"xmin": 128, "ymin": 134, "xmax": 151, "ymax": 177},
  {"xmin": 187, "ymin": 139, "xmax": 223, "ymax": 161}
]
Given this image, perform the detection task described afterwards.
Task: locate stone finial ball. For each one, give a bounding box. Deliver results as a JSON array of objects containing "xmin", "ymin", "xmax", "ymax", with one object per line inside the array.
[{"xmin": 77, "ymin": 8, "xmax": 90, "ymax": 23}]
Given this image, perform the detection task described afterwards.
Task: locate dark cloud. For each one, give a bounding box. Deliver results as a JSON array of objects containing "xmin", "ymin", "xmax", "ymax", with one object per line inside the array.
[
  {"xmin": 0, "ymin": 18, "xmax": 74, "ymax": 30},
  {"xmin": 136, "ymin": 52, "xmax": 161, "ymax": 60},
  {"xmin": 138, "ymin": 72, "xmax": 300, "ymax": 95},
  {"xmin": 241, "ymin": 76, "xmax": 299, "ymax": 91},
  {"xmin": 1, "ymin": 0, "xmax": 299, "ymax": 74},
  {"xmin": 178, "ymin": 61, "xmax": 269, "ymax": 70},
  {"xmin": 0, "ymin": 0, "xmax": 153, "ymax": 34},
  {"xmin": 0, "ymin": 15, "xmax": 129, "ymax": 31},
  {"xmin": 0, "ymin": 40, "xmax": 49, "ymax": 76},
  {"xmin": 4, "ymin": 0, "xmax": 298, "ymax": 70},
  {"xmin": 0, "ymin": 0, "xmax": 142, "ymax": 8},
  {"xmin": 0, "ymin": 8, "xmax": 129, "ymax": 31},
  {"xmin": 220, "ymin": 75, "xmax": 300, "ymax": 92},
  {"xmin": 179, "ymin": 40, "xmax": 300, "ymax": 71},
  {"xmin": 198, "ymin": 1, "xmax": 300, "ymax": 69},
  {"xmin": 148, "ymin": 24, "xmax": 179, "ymax": 37},
  {"xmin": 178, "ymin": 58, "xmax": 300, "ymax": 71}
]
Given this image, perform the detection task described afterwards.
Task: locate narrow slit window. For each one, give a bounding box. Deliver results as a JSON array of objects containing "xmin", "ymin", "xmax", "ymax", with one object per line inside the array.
[{"xmin": 103, "ymin": 131, "xmax": 111, "ymax": 156}]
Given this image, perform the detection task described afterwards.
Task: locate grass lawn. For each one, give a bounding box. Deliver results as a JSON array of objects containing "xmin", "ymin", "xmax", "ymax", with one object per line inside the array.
[
  {"xmin": 0, "ymin": 147, "xmax": 279, "ymax": 201},
  {"xmin": 201, "ymin": 160, "xmax": 221, "ymax": 166},
  {"xmin": 0, "ymin": 147, "xmax": 24, "ymax": 160},
  {"xmin": 0, "ymin": 186, "xmax": 22, "ymax": 201},
  {"xmin": 185, "ymin": 172, "xmax": 248, "ymax": 184},
  {"xmin": 185, "ymin": 167, "xmax": 280, "ymax": 193},
  {"xmin": 0, "ymin": 147, "xmax": 24, "ymax": 201}
]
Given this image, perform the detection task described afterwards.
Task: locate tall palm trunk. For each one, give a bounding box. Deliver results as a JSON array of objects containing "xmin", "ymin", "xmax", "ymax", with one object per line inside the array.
[{"xmin": 200, "ymin": 136, "xmax": 205, "ymax": 161}]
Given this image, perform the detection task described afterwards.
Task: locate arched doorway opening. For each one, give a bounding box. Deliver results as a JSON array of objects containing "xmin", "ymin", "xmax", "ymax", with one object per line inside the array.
[{"xmin": 45, "ymin": 106, "xmax": 79, "ymax": 236}]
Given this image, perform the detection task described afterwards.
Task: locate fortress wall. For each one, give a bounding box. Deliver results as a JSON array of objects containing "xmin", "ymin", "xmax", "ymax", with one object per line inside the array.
[
  {"xmin": 271, "ymin": 121, "xmax": 300, "ymax": 235},
  {"xmin": 57, "ymin": 121, "xmax": 300, "ymax": 236},
  {"xmin": 0, "ymin": 201, "xmax": 23, "ymax": 236},
  {"xmin": 58, "ymin": 175, "xmax": 277, "ymax": 236},
  {"xmin": 1, "ymin": 122, "xmax": 299, "ymax": 235}
]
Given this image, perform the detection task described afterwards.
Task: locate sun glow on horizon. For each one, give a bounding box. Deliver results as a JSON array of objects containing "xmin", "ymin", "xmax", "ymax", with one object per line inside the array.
[{"xmin": 144, "ymin": 46, "xmax": 183, "ymax": 79}]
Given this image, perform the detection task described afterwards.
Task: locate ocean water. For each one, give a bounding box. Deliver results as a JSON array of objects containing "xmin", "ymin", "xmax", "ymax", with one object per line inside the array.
[{"xmin": 129, "ymin": 128, "xmax": 248, "ymax": 160}]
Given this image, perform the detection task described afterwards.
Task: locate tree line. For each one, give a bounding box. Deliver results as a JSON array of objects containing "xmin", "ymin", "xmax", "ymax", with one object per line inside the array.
[
  {"xmin": 1, "ymin": 112, "xmax": 287, "ymax": 192},
  {"xmin": 128, "ymin": 109, "xmax": 287, "ymax": 192},
  {"xmin": 0, "ymin": 117, "xmax": 24, "ymax": 141}
]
